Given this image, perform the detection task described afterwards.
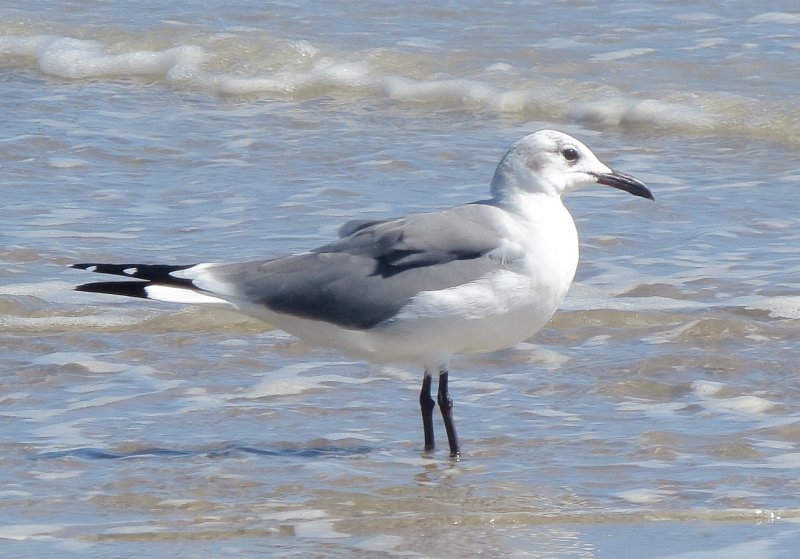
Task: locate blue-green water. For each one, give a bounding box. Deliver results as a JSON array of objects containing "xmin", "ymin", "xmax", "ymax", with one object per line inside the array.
[{"xmin": 2, "ymin": 2, "xmax": 800, "ymax": 557}]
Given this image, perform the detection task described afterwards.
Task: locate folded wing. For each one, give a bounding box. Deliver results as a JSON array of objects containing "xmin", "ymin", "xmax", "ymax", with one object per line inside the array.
[{"xmin": 74, "ymin": 203, "xmax": 511, "ymax": 330}]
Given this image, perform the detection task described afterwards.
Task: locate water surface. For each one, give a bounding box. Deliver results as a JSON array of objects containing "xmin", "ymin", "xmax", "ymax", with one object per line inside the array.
[{"xmin": 2, "ymin": 1, "xmax": 800, "ymax": 557}]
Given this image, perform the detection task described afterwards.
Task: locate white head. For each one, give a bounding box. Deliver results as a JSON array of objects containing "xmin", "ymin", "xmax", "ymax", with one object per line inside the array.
[{"xmin": 490, "ymin": 130, "xmax": 653, "ymax": 201}]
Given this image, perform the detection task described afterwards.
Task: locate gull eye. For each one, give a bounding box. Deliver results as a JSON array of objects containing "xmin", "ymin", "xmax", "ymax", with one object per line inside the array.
[{"xmin": 561, "ymin": 145, "xmax": 579, "ymax": 162}]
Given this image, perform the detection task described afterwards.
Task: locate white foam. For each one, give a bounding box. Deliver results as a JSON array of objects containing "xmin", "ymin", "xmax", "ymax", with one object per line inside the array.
[
  {"xmin": 294, "ymin": 519, "xmax": 348, "ymax": 540},
  {"xmin": 520, "ymin": 344, "xmax": 572, "ymax": 369},
  {"xmin": 1, "ymin": 34, "xmax": 205, "ymax": 79},
  {"xmin": 218, "ymin": 60, "xmax": 373, "ymax": 96},
  {"xmin": 0, "ymin": 313, "xmax": 151, "ymax": 332},
  {"xmin": 35, "ymin": 352, "xmax": 129, "ymax": 374},
  {"xmin": 617, "ymin": 401, "xmax": 689, "ymax": 418},
  {"xmin": 0, "ymin": 523, "xmax": 63, "ymax": 541},
  {"xmin": 767, "ymin": 453, "xmax": 800, "ymax": 468},
  {"xmin": 31, "ymin": 419, "xmax": 96, "ymax": 447},
  {"xmin": 46, "ymin": 157, "xmax": 88, "ymax": 168},
  {"xmin": 31, "ymin": 471, "xmax": 82, "ymax": 481},
  {"xmin": 242, "ymin": 362, "xmax": 367, "ymax": 398},
  {"xmin": 742, "ymin": 295, "xmax": 800, "ymax": 319},
  {"xmin": 55, "ymin": 37, "xmax": 202, "ymax": 80},
  {"xmin": 570, "ymin": 98, "xmax": 714, "ymax": 129},
  {"xmin": 679, "ymin": 38, "xmax": 727, "ymax": 51},
  {"xmin": 591, "ymin": 47, "xmax": 656, "ymax": 62},
  {"xmin": 66, "ymin": 394, "xmax": 136, "ymax": 411},
  {"xmin": 642, "ymin": 320, "xmax": 701, "ymax": 345},
  {"xmin": 691, "ymin": 380, "xmax": 725, "ymax": 397},
  {"xmin": 691, "ymin": 379, "xmax": 777, "ymax": 416},
  {"xmin": 614, "ymin": 488, "xmax": 673, "ymax": 504},
  {"xmin": 383, "ymin": 76, "xmax": 497, "ymax": 107},
  {"xmin": 18, "ymin": 228, "xmax": 139, "ymax": 239},
  {"xmin": 748, "ymin": 12, "xmax": 800, "ymax": 24},
  {"xmin": 702, "ymin": 395, "xmax": 776, "ymax": 416},
  {"xmin": 0, "ymin": 32, "xmax": 723, "ymax": 132},
  {"xmin": 620, "ymin": 98, "xmax": 714, "ymax": 128},
  {"xmin": 564, "ymin": 282, "xmax": 707, "ymax": 312},
  {"xmin": 522, "ymin": 408, "xmax": 582, "ymax": 421}
]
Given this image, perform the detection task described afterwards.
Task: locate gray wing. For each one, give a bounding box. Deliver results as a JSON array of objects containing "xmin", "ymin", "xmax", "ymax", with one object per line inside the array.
[
  {"xmin": 207, "ymin": 203, "xmax": 509, "ymax": 329},
  {"xmin": 336, "ymin": 217, "xmax": 393, "ymax": 237}
]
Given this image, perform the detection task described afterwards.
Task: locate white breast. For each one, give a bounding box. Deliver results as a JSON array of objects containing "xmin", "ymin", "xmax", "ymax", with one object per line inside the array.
[
  {"xmin": 362, "ymin": 194, "xmax": 580, "ymax": 363},
  {"xmin": 231, "ymin": 194, "xmax": 579, "ymax": 368}
]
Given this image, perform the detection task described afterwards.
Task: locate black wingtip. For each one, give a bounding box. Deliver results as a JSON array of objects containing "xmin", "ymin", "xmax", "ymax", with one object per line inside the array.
[
  {"xmin": 74, "ymin": 281, "xmax": 151, "ymax": 299},
  {"xmin": 69, "ymin": 262, "xmax": 195, "ymax": 282}
]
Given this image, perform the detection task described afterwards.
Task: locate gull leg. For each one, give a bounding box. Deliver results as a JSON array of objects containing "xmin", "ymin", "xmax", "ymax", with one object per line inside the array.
[
  {"xmin": 437, "ymin": 368, "xmax": 460, "ymax": 457},
  {"xmin": 420, "ymin": 369, "xmax": 436, "ymax": 451}
]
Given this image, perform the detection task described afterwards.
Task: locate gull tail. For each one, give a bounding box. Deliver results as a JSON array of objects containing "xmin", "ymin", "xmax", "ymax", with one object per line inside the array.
[{"xmin": 71, "ymin": 263, "xmax": 231, "ymax": 306}]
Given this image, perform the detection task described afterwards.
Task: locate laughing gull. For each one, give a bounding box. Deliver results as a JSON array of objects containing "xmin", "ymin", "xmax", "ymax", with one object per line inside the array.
[{"xmin": 71, "ymin": 130, "xmax": 653, "ymax": 457}]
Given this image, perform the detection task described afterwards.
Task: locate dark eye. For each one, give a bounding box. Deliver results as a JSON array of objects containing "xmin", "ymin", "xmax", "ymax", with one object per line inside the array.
[{"xmin": 561, "ymin": 146, "xmax": 579, "ymax": 161}]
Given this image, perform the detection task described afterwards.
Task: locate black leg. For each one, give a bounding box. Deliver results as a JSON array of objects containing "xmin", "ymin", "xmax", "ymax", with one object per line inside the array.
[
  {"xmin": 437, "ymin": 369, "xmax": 460, "ymax": 458},
  {"xmin": 420, "ymin": 370, "xmax": 436, "ymax": 451}
]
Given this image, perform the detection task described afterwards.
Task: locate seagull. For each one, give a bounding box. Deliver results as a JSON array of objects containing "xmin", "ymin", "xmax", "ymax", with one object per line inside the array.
[{"xmin": 71, "ymin": 130, "xmax": 653, "ymax": 458}]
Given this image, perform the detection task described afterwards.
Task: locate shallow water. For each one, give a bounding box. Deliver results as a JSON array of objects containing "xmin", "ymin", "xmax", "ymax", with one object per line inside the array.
[{"xmin": 2, "ymin": 1, "xmax": 800, "ymax": 557}]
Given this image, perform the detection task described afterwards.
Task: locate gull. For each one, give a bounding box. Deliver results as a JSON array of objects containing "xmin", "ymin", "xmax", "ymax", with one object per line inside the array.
[{"xmin": 71, "ymin": 130, "xmax": 653, "ymax": 457}]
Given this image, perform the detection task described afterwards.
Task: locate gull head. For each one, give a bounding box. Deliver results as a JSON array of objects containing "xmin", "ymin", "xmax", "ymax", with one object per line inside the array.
[{"xmin": 490, "ymin": 130, "xmax": 653, "ymax": 201}]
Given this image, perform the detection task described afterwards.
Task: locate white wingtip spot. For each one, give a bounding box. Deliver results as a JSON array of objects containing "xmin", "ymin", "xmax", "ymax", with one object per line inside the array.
[
  {"xmin": 170, "ymin": 263, "xmax": 239, "ymax": 297},
  {"xmin": 145, "ymin": 285, "xmax": 233, "ymax": 306},
  {"xmin": 170, "ymin": 263, "xmax": 215, "ymax": 279},
  {"xmin": 86, "ymin": 265, "xmax": 98, "ymax": 272},
  {"xmin": 123, "ymin": 267, "xmax": 138, "ymax": 276}
]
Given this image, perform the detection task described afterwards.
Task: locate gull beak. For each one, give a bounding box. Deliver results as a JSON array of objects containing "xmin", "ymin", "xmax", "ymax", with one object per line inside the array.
[{"xmin": 593, "ymin": 169, "xmax": 654, "ymax": 200}]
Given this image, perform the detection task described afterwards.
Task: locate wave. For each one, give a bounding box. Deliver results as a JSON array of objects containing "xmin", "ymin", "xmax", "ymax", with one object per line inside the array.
[{"xmin": 1, "ymin": 30, "xmax": 798, "ymax": 144}]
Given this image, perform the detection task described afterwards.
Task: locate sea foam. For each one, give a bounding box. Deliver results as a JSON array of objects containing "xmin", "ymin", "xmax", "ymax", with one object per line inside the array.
[
  {"xmin": 0, "ymin": 32, "xmax": 717, "ymax": 132},
  {"xmin": 0, "ymin": 34, "xmax": 206, "ymax": 80}
]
